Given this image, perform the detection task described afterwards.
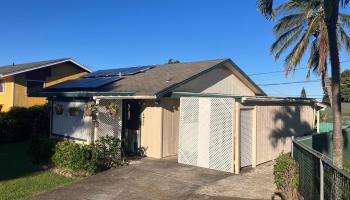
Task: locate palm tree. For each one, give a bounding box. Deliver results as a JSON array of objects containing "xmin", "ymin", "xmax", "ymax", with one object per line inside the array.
[
  {"xmin": 258, "ymin": 0, "xmax": 349, "ymax": 167},
  {"xmin": 271, "ymin": 0, "xmax": 350, "ymax": 106}
]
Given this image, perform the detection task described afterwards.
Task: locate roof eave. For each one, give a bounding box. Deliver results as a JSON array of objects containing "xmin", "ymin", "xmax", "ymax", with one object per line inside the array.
[
  {"xmin": 34, "ymin": 91, "xmax": 134, "ymax": 98},
  {"xmin": 0, "ymin": 58, "xmax": 92, "ymax": 78},
  {"xmin": 225, "ymin": 59, "xmax": 267, "ymax": 96}
]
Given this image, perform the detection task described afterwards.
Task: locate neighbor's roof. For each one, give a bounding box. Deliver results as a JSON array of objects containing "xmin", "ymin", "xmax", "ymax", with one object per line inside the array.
[
  {"xmin": 0, "ymin": 58, "xmax": 92, "ymax": 77},
  {"xmin": 39, "ymin": 58, "xmax": 266, "ymax": 97}
]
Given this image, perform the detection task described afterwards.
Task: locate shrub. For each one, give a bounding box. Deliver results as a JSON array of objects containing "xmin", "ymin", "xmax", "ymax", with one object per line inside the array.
[
  {"xmin": 0, "ymin": 105, "xmax": 50, "ymax": 143},
  {"xmin": 93, "ymin": 136, "xmax": 125, "ymax": 169},
  {"xmin": 28, "ymin": 136, "xmax": 57, "ymax": 164},
  {"xmin": 52, "ymin": 141, "xmax": 99, "ymax": 175},
  {"xmin": 344, "ymin": 160, "xmax": 350, "ymax": 173},
  {"xmin": 52, "ymin": 136, "xmax": 125, "ymax": 176},
  {"xmin": 274, "ymin": 153, "xmax": 300, "ymax": 200}
]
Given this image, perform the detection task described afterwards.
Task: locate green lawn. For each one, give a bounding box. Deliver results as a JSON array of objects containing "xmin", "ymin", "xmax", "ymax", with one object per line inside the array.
[{"xmin": 0, "ymin": 141, "xmax": 77, "ymax": 200}]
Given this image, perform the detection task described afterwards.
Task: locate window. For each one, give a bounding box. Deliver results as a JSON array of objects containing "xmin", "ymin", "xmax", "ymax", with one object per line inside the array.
[
  {"xmin": 0, "ymin": 80, "xmax": 5, "ymax": 93},
  {"xmin": 27, "ymin": 80, "xmax": 44, "ymax": 95}
]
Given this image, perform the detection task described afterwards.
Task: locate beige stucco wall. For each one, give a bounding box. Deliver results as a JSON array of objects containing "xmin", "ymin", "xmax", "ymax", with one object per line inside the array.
[
  {"xmin": 140, "ymin": 100, "xmax": 163, "ymax": 158},
  {"xmin": 161, "ymin": 98, "xmax": 180, "ymax": 157},
  {"xmin": 255, "ymin": 104, "xmax": 314, "ymax": 164},
  {"xmin": 140, "ymin": 98, "xmax": 180, "ymax": 159},
  {"xmin": 174, "ymin": 66, "xmax": 255, "ymax": 96}
]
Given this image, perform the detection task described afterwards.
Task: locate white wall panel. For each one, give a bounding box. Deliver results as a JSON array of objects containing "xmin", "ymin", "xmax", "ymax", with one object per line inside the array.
[
  {"xmin": 178, "ymin": 97, "xmax": 234, "ymax": 173},
  {"xmin": 52, "ymin": 100, "xmax": 91, "ymax": 141}
]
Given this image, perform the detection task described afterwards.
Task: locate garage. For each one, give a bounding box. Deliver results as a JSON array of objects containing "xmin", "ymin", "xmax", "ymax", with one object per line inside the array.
[{"xmin": 178, "ymin": 96, "xmax": 320, "ymax": 173}]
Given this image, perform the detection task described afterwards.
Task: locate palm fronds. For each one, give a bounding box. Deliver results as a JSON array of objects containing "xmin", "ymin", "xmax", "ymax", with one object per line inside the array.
[{"xmin": 257, "ymin": 0, "xmax": 274, "ymax": 19}]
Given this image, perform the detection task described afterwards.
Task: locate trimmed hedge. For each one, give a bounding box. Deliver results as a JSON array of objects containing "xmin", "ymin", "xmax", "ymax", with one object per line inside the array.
[{"xmin": 0, "ymin": 105, "xmax": 50, "ymax": 143}]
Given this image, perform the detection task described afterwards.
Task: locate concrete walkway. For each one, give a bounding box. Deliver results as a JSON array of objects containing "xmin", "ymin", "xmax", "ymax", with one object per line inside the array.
[{"xmin": 29, "ymin": 158, "xmax": 277, "ymax": 200}]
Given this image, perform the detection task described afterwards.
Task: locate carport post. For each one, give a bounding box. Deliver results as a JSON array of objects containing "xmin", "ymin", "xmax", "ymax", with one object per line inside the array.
[{"xmin": 234, "ymin": 102, "xmax": 240, "ymax": 174}]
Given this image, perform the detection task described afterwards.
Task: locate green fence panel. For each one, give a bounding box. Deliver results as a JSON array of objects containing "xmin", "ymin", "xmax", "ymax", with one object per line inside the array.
[
  {"xmin": 296, "ymin": 130, "xmax": 350, "ymax": 161},
  {"xmin": 293, "ymin": 142, "xmax": 320, "ymax": 200},
  {"xmin": 293, "ymin": 137, "xmax": 350, "ymax": 199}
]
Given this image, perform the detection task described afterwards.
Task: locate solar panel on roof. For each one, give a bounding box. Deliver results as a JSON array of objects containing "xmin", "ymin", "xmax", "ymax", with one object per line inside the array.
[
  {"xmin": 84, "ymin": 65, "xmax": 155, "ymax": 78},
  {"xmin": 50, "ymin": 77, "xmax": 122, "ymax": 89}
]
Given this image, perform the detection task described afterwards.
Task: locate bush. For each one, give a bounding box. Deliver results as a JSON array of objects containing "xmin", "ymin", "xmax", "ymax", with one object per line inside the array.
[
  {"xmin": 52, "ymin": 141, "xmax": 99, "ymax": 175},
  {"xmin": 344, "ymin": 160, "xmax": 350, "ymax": 173},
  {"xmin": 274, "ymin": 153, "xmax": 300, "ymax": 200},
  {"xmin": 0, "ymin": 105, "xmax": 49, "ymax": 143},
  {"xmin": 28, "ymin": 136, "xmax": 57, "ymax": 164},
  {"xmin": 52, "ymin": 136, "xmax": 125, "ymax": 176},
  {"xmin": 94, "ymin": 136, "xmax": 124, "ymax": 169}
]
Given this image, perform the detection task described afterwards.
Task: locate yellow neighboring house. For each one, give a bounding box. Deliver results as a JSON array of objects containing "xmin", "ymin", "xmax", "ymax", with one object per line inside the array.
[{"xmin": 0, "ymin": 58, "xmax": 91, "ymax": 111}]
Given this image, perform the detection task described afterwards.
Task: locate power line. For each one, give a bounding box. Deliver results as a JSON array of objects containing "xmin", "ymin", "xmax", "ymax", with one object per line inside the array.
[
  {"xmin": 247, "ymin": 59, "xmax": 350, "ymax": 77},
  {"xmin": 248, "ymin": 67, "xmax": 307, "ymax": 76},
  {"xmin": 258, "ymin": 79, "xmax": 320, "ymax": 86}
]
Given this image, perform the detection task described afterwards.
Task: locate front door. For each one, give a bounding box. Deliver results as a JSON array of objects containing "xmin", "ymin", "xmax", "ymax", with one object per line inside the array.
[{"xmin": 122, "ymin": 100, "xmax": 141, "ymax": 155}]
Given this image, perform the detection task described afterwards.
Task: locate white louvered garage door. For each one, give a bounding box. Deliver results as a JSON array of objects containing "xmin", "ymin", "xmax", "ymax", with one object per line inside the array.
[
  {"xmin": 240, "ymin": 108, "xmax": 253, "ymax": 167},
  {"xmin": 178, "ymin": 97, "xmax": 234, "ymax": 173}
]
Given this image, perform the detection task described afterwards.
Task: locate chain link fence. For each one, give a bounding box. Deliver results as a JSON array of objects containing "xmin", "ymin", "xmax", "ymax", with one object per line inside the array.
[{"xmin": 293, "ymin": 138, "xmax": 350, "ymax": 199}]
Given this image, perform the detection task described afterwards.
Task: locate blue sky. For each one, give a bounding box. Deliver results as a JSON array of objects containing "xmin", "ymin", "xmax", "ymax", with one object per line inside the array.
[{"xmin": 0, "ymin": 0, "xmax": 349, "ymax": 99}]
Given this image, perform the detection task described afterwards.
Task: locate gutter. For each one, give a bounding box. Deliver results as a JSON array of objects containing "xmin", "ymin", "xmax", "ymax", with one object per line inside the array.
[
  {"xmin": 241, "ymin": 96, "xmax": 318, "ymax": 104},
  {"xmin": 93, "ymin": 95, "xmax": 157, "ymax": 100}
]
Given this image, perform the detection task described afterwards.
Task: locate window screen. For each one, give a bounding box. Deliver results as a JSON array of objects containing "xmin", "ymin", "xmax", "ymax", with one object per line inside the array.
[{"xmin": 27, "ymin": 80, "xmax": 44, "ymax": 95}]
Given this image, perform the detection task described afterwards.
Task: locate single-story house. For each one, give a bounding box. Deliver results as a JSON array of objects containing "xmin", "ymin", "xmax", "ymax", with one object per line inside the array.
[
  {"xmin": 38, "ymin": 58, "xmax": 324, "ymax": 173},
  {"xmin": 0, "ymin": 58, "xmax": 91, "ymax": 111}
]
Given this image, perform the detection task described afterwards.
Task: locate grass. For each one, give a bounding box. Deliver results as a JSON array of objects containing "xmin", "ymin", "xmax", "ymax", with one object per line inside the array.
[{"xmin": 0, "ymin": 141, "xmax": 77, "ymax": 200}]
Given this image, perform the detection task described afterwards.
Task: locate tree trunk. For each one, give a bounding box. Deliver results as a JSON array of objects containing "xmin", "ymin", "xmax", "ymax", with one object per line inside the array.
[
  {"xmin": 324, "ymin": 65, "xmax": 333, "ymax": 106},
  {"xmin": 324, "ymin": 0, "xmax": 343, "ymax": 168}
]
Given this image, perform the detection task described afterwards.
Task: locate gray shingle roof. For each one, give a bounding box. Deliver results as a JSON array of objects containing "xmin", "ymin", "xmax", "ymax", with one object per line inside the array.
[
  {"xmin": 99, "ymin": 59, "xmax": 228, "ymax": 95},
  {"xmin": 0, "ymin": 58, "xmax": 90, "ymax": 77},
  {"xmin": 41, "ymin": 58, "xmax": 266, "ymax": 97}
]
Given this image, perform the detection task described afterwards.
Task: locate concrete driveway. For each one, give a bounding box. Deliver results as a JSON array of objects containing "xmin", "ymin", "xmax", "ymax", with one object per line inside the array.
[{"xmin": 29, "ymin": 158, "xmax": 276, "ymax": 200}]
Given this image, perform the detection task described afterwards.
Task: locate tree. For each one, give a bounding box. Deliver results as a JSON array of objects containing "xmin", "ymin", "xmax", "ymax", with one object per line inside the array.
[
  {"xmin": 269, "ymin": 0, "xmax": 350, "ymax": 107},
  {"xmin": 322, "ymin": 89, "xmax": 331, "ymax": 105},
  {"xmin": 322, "ymin": 70, "xmax": 350, "ymax": 103},
  {"xmin": 300, "ymin": 87, "xmax": 307, "ymax": 98},
  {"xmin": 167, "ymin": 58, "xmax": 180, "ymax": 64},
  {"xmin": 257, "ymin": 0, "xmax": 350, "ymax": 167},
  {"xmin": 341, "ymin": 69, "xmax": 350, "ymax": 102}
]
